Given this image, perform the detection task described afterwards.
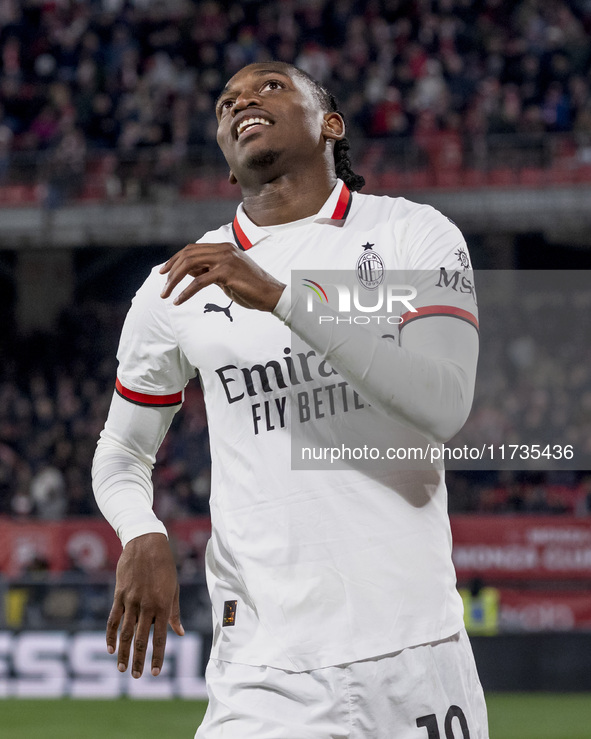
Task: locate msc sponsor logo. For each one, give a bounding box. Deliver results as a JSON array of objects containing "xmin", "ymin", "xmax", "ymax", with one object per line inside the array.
[
  {"xmin": 436, "ymin": 267, "xmax": 477, "ymax": 303},
  {"xmin": 455, "ymin": 246, "xmax": 470, "ymax": 270}
]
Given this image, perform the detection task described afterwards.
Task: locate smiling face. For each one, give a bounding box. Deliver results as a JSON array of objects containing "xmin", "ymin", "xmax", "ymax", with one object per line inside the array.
[{"xmin": 215, "ymin": 62, "xmax": 343, "ymax": 189}]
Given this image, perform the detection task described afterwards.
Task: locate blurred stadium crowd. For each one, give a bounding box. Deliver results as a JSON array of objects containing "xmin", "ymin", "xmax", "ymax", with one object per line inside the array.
[
  {"xmin": 1, "ymin": 0, "xmax": 591, "ymax": 202},
  {"xmin": 448, "ymin": 282, "xmax": 591, "ymax": 510},
  {"xmin": 0, "ymin": 301, "xmax": 212, "ymax": 522}
]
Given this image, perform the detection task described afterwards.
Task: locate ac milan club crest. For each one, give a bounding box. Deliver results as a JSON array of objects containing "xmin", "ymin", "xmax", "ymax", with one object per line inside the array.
[{"xmin": 356, "ymin": 242, "xmax": 384, "ymax": 289}]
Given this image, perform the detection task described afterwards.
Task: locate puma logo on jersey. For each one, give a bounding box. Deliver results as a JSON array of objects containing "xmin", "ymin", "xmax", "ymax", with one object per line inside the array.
[{"xmin": 204, "ymin": 301, "xmax": 234, "ymax": 321}]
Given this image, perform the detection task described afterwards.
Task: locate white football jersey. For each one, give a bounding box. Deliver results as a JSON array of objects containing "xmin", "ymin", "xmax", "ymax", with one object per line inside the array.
[{"xmin": 115, "ymin": 180, "xmax": 478, "ymax": 671}]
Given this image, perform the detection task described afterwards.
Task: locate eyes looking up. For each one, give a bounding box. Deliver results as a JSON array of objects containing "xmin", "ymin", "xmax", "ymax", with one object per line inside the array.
[{"xmin": 216, "ymin": 79, "xmax": 287, "ymax": 119}]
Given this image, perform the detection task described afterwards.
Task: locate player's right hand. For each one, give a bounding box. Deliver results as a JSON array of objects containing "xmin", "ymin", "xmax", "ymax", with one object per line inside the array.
[
  {"xmin": 106, "ymin": 532, "xmax": 184, "ymax": 678},
  {"xmin": 159, "ymin": 241, "xmax": 286, "ymax": 311}
]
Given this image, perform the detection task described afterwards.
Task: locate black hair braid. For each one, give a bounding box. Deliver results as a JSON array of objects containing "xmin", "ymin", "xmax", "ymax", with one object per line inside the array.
[
  {"xmin": 334, "ymin": 134, "xmax": 365, "ymax": 192},
  {"xmin": 293, "ymin": 67, "xmax": 365, "ymax": 192},
  {"xmin": 326, "ymin": 91, "xmax": 365, "ymax": 192}
]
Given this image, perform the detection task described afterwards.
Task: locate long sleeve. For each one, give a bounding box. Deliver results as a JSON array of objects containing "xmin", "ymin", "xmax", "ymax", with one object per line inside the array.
[
  {"xmin": 274, "ymin": 285, "xmax": 478, "ymax": 443},
  {"xmin": 93, "ymin": 264, "xmax": 197, "ymax": 547},
  {"xmin": 92, "ymin": 392, "xmax": 179, "ymax": 547}
]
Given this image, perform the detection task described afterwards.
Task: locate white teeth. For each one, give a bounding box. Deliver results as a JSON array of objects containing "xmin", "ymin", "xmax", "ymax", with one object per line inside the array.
[{"xmin": 237, "ymin": 117, "xmax": 271, "ymax": 136}]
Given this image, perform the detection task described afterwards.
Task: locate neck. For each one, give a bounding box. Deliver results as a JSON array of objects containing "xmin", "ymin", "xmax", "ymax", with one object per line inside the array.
[{"xmin": 238, "ymin": 166, "xmax": 339, "ymax": 227}]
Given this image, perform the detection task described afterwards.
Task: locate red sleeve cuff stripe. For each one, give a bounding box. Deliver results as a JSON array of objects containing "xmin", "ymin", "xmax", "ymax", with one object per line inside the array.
[
  {"xmin": 400, "ymin": 305, "xmax": 479, "ymax": 331},
  {"xmin": 115, "ymin": 378, "xmax": 183, "ymax": 407}
]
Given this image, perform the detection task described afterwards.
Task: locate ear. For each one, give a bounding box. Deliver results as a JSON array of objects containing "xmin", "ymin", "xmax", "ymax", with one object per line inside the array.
[
  {"xmin": 322, "ymin": 112, "xmax": 345, "ymax": 142},
  {"xmin": 228, "ymin": 171, "xmax": 238, "ymax": 185}
]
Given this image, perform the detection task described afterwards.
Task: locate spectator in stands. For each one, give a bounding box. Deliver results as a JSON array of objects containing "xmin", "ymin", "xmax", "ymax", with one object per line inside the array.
[{"xmin": 30, "ymin": 462, "xmax": 67, "ymax": 520}]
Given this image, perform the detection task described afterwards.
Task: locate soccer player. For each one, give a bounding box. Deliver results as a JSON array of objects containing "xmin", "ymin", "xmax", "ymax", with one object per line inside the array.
[{"xmin": 92, "ymin": 62, "xmax": 488, "ymax": 737}]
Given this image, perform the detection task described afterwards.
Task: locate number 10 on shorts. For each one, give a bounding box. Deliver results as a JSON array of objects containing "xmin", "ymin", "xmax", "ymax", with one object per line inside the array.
[{"xmin": 416, "ymin": 705, "xmax": 471, "ymax": 738}]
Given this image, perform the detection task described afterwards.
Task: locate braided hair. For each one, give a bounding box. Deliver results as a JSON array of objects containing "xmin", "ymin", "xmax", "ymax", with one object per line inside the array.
[{"xmin": 292, "ymin": 67, "xmax": 366, "ymax": 192}]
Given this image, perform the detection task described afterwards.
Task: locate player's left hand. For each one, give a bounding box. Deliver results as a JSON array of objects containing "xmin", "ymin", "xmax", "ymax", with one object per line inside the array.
[{"xmin": 159, "ymin": 242, "xmax": 285, "ymax": 311}]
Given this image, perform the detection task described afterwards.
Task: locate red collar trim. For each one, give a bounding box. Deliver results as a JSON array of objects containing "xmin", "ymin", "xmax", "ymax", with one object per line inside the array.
[
  {"xmin": 232, "ymin": 216, "xmax": 253, "ymax": 251},
  {"xmin": 330, "ymin": 182, "xmax": 353, "ymax": 220},
  {"xmin": 232, "ymin": 181, "xmax": 353, "ymax": 252}
]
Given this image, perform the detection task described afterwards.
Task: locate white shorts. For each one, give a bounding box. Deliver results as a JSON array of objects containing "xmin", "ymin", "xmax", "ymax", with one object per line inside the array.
[{"xmin": 195, "ymin": 629, "xmax": 489, "ymax": 738}]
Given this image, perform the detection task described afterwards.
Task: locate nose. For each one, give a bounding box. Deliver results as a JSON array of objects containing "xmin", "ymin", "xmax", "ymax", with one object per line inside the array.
[{"xmin": 232, "ymin": 87, "xmax": 261, "ymax": 115}]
